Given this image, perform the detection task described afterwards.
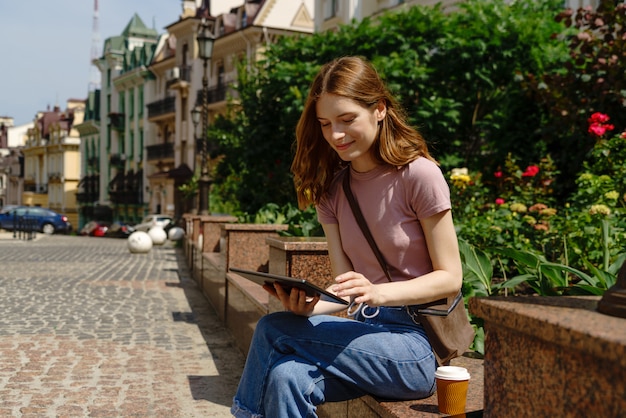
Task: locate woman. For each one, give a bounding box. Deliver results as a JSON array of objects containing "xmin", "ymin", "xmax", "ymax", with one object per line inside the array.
[{"xmin": 231, "ymin": 56, "xmax": 466, "ymax": 418}]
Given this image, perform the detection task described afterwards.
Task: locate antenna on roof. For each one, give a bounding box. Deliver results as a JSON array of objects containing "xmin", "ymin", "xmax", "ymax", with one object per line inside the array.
[{"xmin": 89, "ymin": 0, "xmax": 102, "ymax": 91}]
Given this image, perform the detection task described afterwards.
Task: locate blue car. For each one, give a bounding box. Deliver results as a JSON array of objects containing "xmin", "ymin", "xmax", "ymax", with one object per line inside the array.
[{"xmin": 0, "ymin": 206, "xmax": 72, "ymax": 235}]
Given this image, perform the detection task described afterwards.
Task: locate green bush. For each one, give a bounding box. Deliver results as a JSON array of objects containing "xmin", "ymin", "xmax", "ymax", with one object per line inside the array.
[
  {"xmin": 455, "ymin": 112, "xmax": 626, "ymax": 297},
  {"xmin": 208, "ymin": 0, "xmax": 567, "ymax": 214}
]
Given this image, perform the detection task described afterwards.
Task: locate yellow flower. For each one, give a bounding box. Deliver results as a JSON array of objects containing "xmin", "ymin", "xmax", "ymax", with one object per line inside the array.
[
  {"xmin": 510, "ymin": 203, "xmax": 528, "ymax": 213},
  {"xmin": 589, "ymin": 204, "xmax": 611, "ymax": 216},
  {"xmin": 451, "ymin": 167, "xmax": 469, "ymax": 176},
  {"xmin": 450, "ymin": 168, "xmax": 471, "ymax": 189},
  {"xmin": 523, "ymin": 215, "xmax": 537, "ymax": 225},
  {"xmin": 605, "ymin": 191, "xmax": 619, "ymax": 200},
  {"xmin": 540, "ymin": 208, "xmax": 557, "ymax": 217}
]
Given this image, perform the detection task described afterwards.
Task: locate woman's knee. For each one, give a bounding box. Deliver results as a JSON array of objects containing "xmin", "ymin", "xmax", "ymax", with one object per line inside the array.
[{"xmin": 254, "ymin": 311, "xmax": 311, "ymax": 338}]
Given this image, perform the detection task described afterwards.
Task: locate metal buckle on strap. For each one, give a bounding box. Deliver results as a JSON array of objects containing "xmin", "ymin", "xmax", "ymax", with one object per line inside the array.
[{"xmin": 406, "ymin": 306, "xmax": 421, "ymax": 325}]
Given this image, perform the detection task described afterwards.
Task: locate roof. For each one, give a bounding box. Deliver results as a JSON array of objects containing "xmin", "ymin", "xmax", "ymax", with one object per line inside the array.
[{"xmin": 121, "ymin": 13, "xmax": 159, "ymax": 38}]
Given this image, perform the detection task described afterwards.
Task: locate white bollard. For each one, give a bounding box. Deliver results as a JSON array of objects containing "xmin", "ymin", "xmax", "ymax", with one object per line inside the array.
[
  {"xmin": 148, "ymin": 226, "xmax": 167, "ymax": 246},
  {"xmin": 127, "ymin": 231, "xmax": 153, "ymax": 253},
  {"xmin": 168, "ymin": 226, "xmax": 185, "ymax": 241}
]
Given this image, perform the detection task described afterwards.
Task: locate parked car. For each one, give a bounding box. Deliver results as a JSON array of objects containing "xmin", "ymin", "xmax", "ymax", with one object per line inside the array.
[
  {"xmin": 0, "ymin": 205, "xmax": 20, "ymax": 214},
  {"xmin": 104, "ymin": 222, "xmax": 135, "ymax": 239},
  {"xmin": 0, "ymin": 206, "xmax": 72, "ymax": 235},
  {"xmin": 133, "ymin": 214, "xmax": 173, "ymax": 232},
  {"xmin": 79, "ymin": 221, "xmax": 109, "ymax": 237}
]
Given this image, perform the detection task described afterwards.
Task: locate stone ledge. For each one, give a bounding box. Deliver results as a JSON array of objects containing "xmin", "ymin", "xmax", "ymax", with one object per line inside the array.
[
  {"xmin": 470, "ymin": 296, "xmax": 626, "ymax": 367},
  {"xmin": 470, "ymin": 295, "xmax": 626, "ymax": 416},
  {"xmin": 266, "ymin": 236, "xmax": 328, "ymax": 251},
  {"xmin": 318, "ymin": 354, "xmax": 483, "ymax": 418}
]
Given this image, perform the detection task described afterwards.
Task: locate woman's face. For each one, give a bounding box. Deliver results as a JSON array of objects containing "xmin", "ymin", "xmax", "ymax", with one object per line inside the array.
[{"xmin": 316, "ymin": 93, "xmax": 386, "ymax": 173}]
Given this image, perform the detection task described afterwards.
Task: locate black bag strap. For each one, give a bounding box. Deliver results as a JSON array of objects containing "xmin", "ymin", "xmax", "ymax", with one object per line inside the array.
[{"xmin": 341, "ymin": 167, "xmax": 458, "ymax": 315}]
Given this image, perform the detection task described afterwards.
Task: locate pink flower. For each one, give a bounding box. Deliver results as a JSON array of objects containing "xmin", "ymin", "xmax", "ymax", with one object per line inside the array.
[
  {"xmin": 587, "ymin": 112, "xmax": 615, "ymax": 138},
  {"xmin": 589, "ymin": 122, "xmax": 614, "ymax": 137},
  {"xmin": 494, "ymin": 171, "xmax": 503, "ymax": 178},
  {"xmin": 495, "ymin": 198, "xmax": 505, "ymax": 205},
  {"xmin": 620, "ymin": 131, "xmax": 626, "ymax": 139},
  {"xmin": 588, "ymin": 112, "xmax": 610, "ymax": 124},
  {"xmin": 522, "ymin": 165, "xmax": 540, "ymax": 177}
]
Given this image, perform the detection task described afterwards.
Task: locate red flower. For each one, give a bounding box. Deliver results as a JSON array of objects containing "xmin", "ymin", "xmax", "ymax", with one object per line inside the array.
[
  {"xmin": 522, "ymin": 165, "xmax": 540, "ymax": 177},
  {"xmin": 588, "ymin": 123, "xmax": 614, "ymax": 137},
  {"xmin": 588, "ymin": 112, "xmax": 610, "ymax": 124},
  {"xmin": 494, "ymin": 171, "xmax": 503, "ymax": 178},
  {"xmin": 587, "ymin": 112, "xmax": 615, "ymax": 137},
  {"xmin": 495, "ymin": 198, "xmax": 505, "ymax": 205}
]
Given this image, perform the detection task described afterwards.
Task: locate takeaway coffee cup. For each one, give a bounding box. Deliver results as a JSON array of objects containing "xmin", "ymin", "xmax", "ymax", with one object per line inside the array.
[{"xmin": 434, "ymin": 366, "xmax": 470, "ymax": 415}]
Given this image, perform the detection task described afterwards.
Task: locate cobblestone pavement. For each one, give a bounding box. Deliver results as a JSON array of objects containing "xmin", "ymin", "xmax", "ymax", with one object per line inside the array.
[{"xmin": 0, "ymin": 233, "xmax": 245, "ymax": 417}]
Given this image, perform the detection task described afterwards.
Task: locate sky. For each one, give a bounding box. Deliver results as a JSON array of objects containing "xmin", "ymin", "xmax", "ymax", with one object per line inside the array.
[{"xmin": 0, "ymin": 0, "xmax": 237, "ymax": 127}]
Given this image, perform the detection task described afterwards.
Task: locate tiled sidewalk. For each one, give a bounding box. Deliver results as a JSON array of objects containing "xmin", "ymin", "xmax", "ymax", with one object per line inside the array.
[{"xmin": 0, "ymin": 235, "xmax": 244, "ymax": 417}]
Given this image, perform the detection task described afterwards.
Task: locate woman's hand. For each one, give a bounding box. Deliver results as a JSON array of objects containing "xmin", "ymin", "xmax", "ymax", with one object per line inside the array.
[
  {"xmin": 332, "ymin": 271, "xmax": 382, "ymax": 306},
  {"xmin": 263, "ymin": 282, "xmax": 320, "ymax": 316}
]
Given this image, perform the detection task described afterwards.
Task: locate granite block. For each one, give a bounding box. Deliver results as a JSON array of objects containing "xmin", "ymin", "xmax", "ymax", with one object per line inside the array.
[
  {"xmin": 470, "ymin": 296, "xmax": 626, "ymax": 417},
  {"xmin": 223, "ymin": 224, "xmax": 288, "ymax": 272},
  {"xmin": 225, "ymin": 272, "xmax": 269, "ymax": 355},
  {"xmin": 200, "ymin": 215, "xmax": 237, "ymax": 253},
  {"xmin": 201, "ymin": 252, "xmax": 226, "ymax": 321}
]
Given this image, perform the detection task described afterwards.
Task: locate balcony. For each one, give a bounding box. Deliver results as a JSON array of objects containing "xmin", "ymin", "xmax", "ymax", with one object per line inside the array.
[
  {"xmin": 48, "ymin": 172, "xmax": 62, "ymax": 181},
  {"xmin": 76, "ymin": 175, "xmax": 100, "ymax": 204},
  {"xmin": 108, "ymin": 112, "xmax": 125, "ymax": 132},
  {"xmin": 147, "ymin": 143, "xmax": 174, "ymax": 162},
  {"xmin": 109, "ymin": 154, "xmax": 126, "ymax": 168},
  {"xmin": 166, "ymin": 66, "xmax": 191, "ymax": 89},
  {"xmin": 147, "ymin": 96, "xmax": 176, "ymax": 120},
  {"xmin": 108, "ymin": 170, "xmax": 143, "ymax": 206},
  {"xmin": 24, "ymin": 184, "xmax": 48, "ymax": 194},
  {"xmin": 195, "ymin": 84, "xmax": 238, "ymax": 107},
  {"xmin": 76, "ymin": 190, "xmax": 99, "ymax": 204}
]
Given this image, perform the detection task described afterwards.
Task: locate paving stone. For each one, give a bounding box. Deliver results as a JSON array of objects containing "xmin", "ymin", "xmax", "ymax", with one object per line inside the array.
[{"xmin": 0, "ymin": 234, "xmax": 244, "ymax": 417}]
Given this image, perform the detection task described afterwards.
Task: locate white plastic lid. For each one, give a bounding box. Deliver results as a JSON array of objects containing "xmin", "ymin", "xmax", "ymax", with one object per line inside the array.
[{"xmin": 434, "ymin": 366, "xmax": 470, "ymax": 381}]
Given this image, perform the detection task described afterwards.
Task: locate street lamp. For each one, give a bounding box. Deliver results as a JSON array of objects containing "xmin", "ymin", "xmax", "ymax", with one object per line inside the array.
[
  {"xmin": 196, "ymin": 18, "xmax": 215, "ymax": 215},
  {"xmin": 190, "ymin": 107, "xmax": 201, "ymax": 214}
]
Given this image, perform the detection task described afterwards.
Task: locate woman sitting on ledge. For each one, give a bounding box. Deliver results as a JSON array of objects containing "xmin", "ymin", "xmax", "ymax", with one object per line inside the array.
[{"xmin": 231, "ymin": 56, "xmax": 471, "ymax": 418}]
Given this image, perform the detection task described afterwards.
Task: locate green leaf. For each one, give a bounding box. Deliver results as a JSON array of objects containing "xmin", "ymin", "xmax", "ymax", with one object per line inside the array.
[{"xmin": 459, "ymin": 239, "xmax": 493, "ymax": 295}]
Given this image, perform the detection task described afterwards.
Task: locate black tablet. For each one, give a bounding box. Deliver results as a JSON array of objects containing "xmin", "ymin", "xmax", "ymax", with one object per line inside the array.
[{"xmin": 229, "ymin": 267, "xmax": 349, "ymax": 305}]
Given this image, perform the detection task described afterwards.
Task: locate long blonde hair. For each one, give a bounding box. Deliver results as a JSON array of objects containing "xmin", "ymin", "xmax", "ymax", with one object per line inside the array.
[{"xmin": 291, "ymin": 56, "xmax": 435, "ymax": 208}]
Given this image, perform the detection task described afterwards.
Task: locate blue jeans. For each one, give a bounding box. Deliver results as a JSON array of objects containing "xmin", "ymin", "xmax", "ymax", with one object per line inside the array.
[{"xmin": 231, "ymin": 306, "xmax": 436, "ymax": 418}]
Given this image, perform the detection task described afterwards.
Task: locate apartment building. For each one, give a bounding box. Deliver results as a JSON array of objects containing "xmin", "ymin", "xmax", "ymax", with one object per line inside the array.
[
  {"xmin": 89, "ymin": 14, "xmax": 160, "ymax": 227},
  {"xmin": 21, "ymin": 100, "xmax": 84, "ymax": 227},
  {"xmin": 144, "ymin": 0, "xmax": 314, "ymax": 218},
  {"xmin": 73, "ymin": 90, "xmax": 103, "ymax": 227}
]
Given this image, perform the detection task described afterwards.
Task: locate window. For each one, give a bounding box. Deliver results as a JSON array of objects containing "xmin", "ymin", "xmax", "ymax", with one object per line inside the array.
[
  {"xmin": 139, "ymin": 131, "xmax": 144, "ymax": 160},
  {"xmin": 129, "ymin": 89, "xmax": 135, "ymax": 118},
  {"xmin": 324, "ymin": 0, "xmax": 339, "ymax": 19},
  {"xmin": 119, "ymin": 92, "xmax": 125, "ymax": 114},
  {"xmin": 138, "ymin": 87, "xmax": 144, "ymax": 116},
  {"xmin": 129, "ymin": 131, "xmax": 134, "ymax": 160}
]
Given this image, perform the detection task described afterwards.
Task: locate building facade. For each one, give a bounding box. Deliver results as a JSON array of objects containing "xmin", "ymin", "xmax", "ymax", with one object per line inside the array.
[
  {"xmin": 21, "ymin": 100, "xmax": 84, "ymax": 227},
  {"xmin": 74, "ymin": 90, "xmax": 104, "ymax": 227},
  {"xmin": 143, "ymin": 0, "xmax": 314, "ymax": 218},
  {"xmin": 91, "ymin": 14, "xmax": 160, "ymax": 227}
]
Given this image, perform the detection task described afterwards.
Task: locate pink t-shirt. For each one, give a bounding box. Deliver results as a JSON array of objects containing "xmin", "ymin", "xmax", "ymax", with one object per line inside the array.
[{"xmin": 317, "ymin": 157, "xmax": 451, "ymax": 284}]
